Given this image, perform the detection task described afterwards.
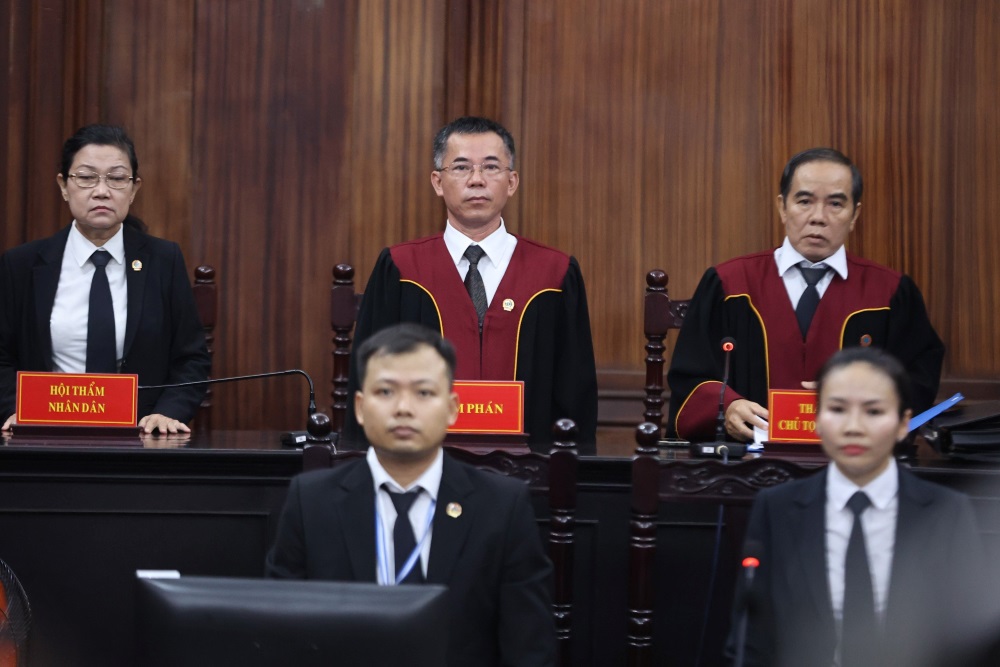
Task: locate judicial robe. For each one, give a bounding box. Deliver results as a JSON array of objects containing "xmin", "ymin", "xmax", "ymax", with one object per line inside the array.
[
  {"xmin": 346, "ymin": 233, "xmax": 598, "ymax": 452},
  {"xmin": 667, "ymin": 250, "xmax": 944, "ymax": 441}
]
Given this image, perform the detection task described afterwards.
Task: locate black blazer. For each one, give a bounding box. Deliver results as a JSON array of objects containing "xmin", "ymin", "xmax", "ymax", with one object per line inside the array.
[
  {"xmin": 0, "ymin": 223, "xmax": 210, "ymax": 422},
  {"xmin": 266, "ymin": 453, "xmax": 556, "ymax": 667},
  {"xmin": 730, "ymin": 466, "xmax": 991, "ymax": 667}
]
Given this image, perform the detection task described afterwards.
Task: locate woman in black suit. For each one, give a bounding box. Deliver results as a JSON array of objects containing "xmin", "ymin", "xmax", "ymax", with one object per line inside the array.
[
  {"xmin": 730, "ymin": 347, "xmax": 991, "ymax": 666},
  {"xmin": 0, "ymin": 124, "xmax": 210, "ymax": 433}
]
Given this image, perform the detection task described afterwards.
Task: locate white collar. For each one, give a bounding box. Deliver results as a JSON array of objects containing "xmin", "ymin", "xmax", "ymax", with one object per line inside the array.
[
  {"xmin": 827, "ymin": 456, "xmax": 899, "ymax": 511},
  {"xmin": 367, "ymin": 447, "xmax": 443, "ymax": 500},
  {"xmin": 443, "ymin": 219, "xmax": 511, "ymax": 270},
  {"xmin": 68, "ymin": 221, "xmax": 125, "ymax": 267},
  {"xmin": 775, "ymin": 236, "xmax": 848, "ymax": 280}
]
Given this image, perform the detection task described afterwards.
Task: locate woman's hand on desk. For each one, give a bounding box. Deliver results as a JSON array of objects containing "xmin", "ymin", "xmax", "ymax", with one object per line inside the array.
[
  {"xmin": 139, "ymin": 413, "xmax": 191, "ymax": 434},
  {"xmin": 2, "ymin": 414, "xmax": 14, "ymax": 431}
]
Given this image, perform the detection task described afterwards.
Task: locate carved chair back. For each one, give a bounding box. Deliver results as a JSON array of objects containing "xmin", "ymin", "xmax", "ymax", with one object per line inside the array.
[
  {"xmin": 642, "ymin": 270, "xmax": 690, "ymax": 434},
  {"xmin": 192, "ymin": 265, "xmax": 217, "ymax": 430},
  {"xmin": 626, "ymin": 423, "xmax": 819, "ymax": 666}
]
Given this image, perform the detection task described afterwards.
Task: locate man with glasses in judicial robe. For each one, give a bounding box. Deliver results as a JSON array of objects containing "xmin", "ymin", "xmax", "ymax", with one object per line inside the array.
[
  {"xmin": 345, "ymin": 117, "xmax": 598, "ymax": 452},
  {"xmin": 667, "ymin": 148, "xmax": 944, "ymax": 443}
]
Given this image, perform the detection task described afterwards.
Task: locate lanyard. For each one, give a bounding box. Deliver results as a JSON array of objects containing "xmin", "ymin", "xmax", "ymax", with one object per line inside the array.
[{"xmin": 375, "ymin": 493, "xmax": 436, "ymax": 585}]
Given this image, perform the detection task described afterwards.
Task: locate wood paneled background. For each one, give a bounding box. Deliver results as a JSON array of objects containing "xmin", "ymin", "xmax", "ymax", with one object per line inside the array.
[{"xmin": 3, "ymin": 0, "xmax": 998, "ymax": 444}]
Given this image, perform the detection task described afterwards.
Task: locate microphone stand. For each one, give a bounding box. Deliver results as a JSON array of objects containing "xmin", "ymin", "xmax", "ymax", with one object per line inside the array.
[
  {"xmin": 140, "ymin": 370, "xmax": 331, "ymax": 443},
  {"xmin": 691, "ymin": 338, "xmax": 747, "ymax": 458}
]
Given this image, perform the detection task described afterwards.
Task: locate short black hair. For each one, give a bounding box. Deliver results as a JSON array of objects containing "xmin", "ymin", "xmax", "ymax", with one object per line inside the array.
[
  {"xmin": 60, "ymin": 124, "xmax": 139, "ymax": 178},
  {"xmin": 355, "ymin": 323, "xmax": 456, "ymax": 388},
  {"xmin": 432, "ymin": 116, "xmax": 516, "ymax": 169},
  {"xmin": 779, "ymin": 147, "xmax": 863, "ymax": 206},
  {"xmin": 816, "ymin": 347, "xmax": 912, "ymax": 418}
]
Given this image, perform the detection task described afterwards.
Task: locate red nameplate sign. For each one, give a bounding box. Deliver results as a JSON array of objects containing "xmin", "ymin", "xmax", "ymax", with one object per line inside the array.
[
  {"xmin": 449, "ymin": 381, "xmax": 524, "ymax": 434},
  {"xmin": 16, "ymin": 372, "xmax": 139, "ymax": 427},
  {"xmin": 768, "ymin": 389, "xmax": 820, "ymax": 443}
]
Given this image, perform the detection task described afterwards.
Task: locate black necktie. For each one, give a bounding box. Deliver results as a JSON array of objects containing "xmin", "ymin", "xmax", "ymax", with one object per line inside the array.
[
  {"xmin": 795, "ymin": 265, "xmax": 829, "ymax": 338},
  {"xmin": 387, "ymin": 488, "xmax": 424, "ymax": 584},
  {"xmin": 463, "ymin": 245, "xmax": 488, "ymax": 330},
  {"xmin": 86, "ymin": 251, "xmax": 117, "ymax": 373},
  {"xmin": 841, "ymin": 491, "xmax": 878, "ymax": 666}
]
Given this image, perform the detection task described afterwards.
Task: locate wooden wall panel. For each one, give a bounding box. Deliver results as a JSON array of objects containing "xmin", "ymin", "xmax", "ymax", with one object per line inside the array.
[
  {"xmin": 516, "ymin": 0, "xmax": 778, "ymax": 370},
  {"xmin": 1, "ymin": 0, "xmax": 94, "ymax": 248},
  {"xmin": 0, "ymin": 0, "xmax": 33, "ymax": 250},
  {"xmin": 102, "ymin": 0, "xmax": 196, "ymax": 252},
  {"xmin": 508, "ymin": 0, "xmax": 1000, "ymax": 389},
  {"xmin": 3, "ymin": 0, "xmax": 998, "ymax": 435},
  {"xmin": 346, "ymin": 0, "xmax": 446, "ymax": 260},
  {"xmin": 190, "ymin": 0, "xmax": 362, "ymax": 429}
]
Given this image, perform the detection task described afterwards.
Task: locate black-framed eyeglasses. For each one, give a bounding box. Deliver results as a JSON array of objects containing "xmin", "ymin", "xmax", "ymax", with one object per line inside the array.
[
  {"xmin": 68, "ymin": 172, "xmax": 135, "ymax": 190},
  {"xmin": 438, "ymin": 162, "xmax": 512, "ymax": 180}
]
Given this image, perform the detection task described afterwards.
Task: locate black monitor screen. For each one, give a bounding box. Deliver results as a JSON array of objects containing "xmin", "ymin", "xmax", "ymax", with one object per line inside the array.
[{"xmin": 136, "ymin": 575, "xmax": 449, "ymax": 667}]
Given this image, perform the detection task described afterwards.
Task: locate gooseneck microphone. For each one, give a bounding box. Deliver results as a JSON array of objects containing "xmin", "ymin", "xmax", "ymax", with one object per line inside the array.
[
  {"xmin": 690, "ymin": 337, "xmax": 747, "ymax": 459},
  {"xmin": 733, "ymin": 541, "xmax": 763, "ymax": 667},
  {"xmin": 716, "ymin": 337, "xmax": 736, "ymax": 442},
  {"xmin": 139, "ymin": 369, "xmax": 318, "ymax": 418}
]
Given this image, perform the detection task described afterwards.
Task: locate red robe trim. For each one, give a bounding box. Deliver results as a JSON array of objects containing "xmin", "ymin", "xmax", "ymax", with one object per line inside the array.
[
  {"xmin": 389, "ymin": 234, "xmax": 570, "ymax": 381},
  {"xmin": 670, "ymin": 250, "xmax": 938, "ymax": 441},
  {"xmin": 716, "ymin": 250, "xmax": 900, "ymax": 390}
]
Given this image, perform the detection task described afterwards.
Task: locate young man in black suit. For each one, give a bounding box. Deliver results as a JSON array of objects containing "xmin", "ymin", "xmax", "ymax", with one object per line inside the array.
[{"xmin": 266, "ymin": 322, "xmax": 556, "ymax": 667}]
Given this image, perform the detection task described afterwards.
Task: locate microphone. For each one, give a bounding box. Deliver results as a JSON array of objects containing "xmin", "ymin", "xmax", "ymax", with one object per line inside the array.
[
  {"xmin": 139, "ymin": 370, "xmax": 323, "ymax": 437},
  {"xmin": 733, "ymin": 540, "xmax": 763, "ymax": 667},
  {"xmin": 690, "ymin": 337, "xmax": 747, "ymax": 459},
  {"xmin": 716, "ymin": 337, "xmax": 735, "ymax": 442}
]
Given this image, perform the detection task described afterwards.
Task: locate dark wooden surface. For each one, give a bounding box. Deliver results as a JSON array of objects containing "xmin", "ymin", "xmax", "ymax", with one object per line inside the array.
[{"xmin": 2, "ymin": 431, "xmax": 999, "ymax": 666}]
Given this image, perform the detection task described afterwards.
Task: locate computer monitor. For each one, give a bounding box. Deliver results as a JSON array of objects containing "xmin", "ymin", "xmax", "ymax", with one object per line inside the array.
[{"xmin": 136, "ymin": 575, "xmax": 450, "ymax": 667}]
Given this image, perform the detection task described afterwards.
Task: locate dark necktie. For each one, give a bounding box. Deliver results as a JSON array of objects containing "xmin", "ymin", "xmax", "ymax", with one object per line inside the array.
[
  {"xmin": 795, "ymin": 265, "xmax": 829, "ymax": 338},
  {"xmin": 463, "ymin": 245, "xmax": 488, "ymax": 330},
  {"xmin": 86, "ymin": 251, "xmax": 117, "ymax": 373},
  {"xmin": 387, "ymin": 488, "xmax": 424, "ymax": 584},
  {"xmin": 841, "ymin": 491, "xmax": 878, "ymax": 666}
]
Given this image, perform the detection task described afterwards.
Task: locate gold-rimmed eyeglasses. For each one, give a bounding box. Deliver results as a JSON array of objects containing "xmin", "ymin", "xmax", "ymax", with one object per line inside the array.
[
  {"xmin": 438, "ymin": 162, "xmax": 512, "ymax": 180},
  {"xmin": 68, "ymin": 171, "xmax": 135, "ymax": 190}
]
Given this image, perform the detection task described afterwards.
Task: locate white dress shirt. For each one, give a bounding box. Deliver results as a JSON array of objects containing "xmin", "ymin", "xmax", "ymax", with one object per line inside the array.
[
  {"xmin": 825, "ymin": 458, "xmax": 898, "ymax": 622},
  {"xmin": 367, "ymin": 447, "xmax": 443, "ymax": 583},
  {"xmin": 443, "ymin": 219, "xmax": 517, "ymax": 307},
  {"xmin": 773, "ymin": 237, "xmax": 848, "ymax": 309},
  {"xmin": 50, "ymin": 222, "xmax": 128, "ymax": 372}
]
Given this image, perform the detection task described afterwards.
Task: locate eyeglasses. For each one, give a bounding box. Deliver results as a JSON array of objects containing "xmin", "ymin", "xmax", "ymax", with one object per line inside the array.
[
  {"xmin": 438, "ymin": 162, "xmax": 512, "ymax": 180},
  {"xmin": 68, "ymin": 171, "xmax": 135, "ymax": 190}
]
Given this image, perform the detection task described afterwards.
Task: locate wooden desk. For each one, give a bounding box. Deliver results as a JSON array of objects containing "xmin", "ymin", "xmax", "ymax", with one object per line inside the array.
[{"xmin": 1, "ymin": 433, "xmax": 998, "ymax": 667}]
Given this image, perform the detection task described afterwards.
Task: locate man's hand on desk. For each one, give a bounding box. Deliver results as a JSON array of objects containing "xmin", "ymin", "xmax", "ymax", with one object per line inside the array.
[
  {"xmin": 2, "ymin": 414, "xmax": 14, "ymax": 431},
  {"xmin": 139, "ymin": 413, "xmax": 191, "ymax": 435},
  {"xmin": 725, "ymin": 399, "xmax": 769, "ymax": 442}
]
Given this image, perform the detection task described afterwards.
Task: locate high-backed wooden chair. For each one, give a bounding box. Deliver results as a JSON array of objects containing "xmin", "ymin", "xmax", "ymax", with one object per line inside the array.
[
  {"xmin": 626, "ymin": 422, "xmax": 819, "ymax": 667},
  {"xmin": 643, "ymin": 270, "xmax": 691, "ymax": 435},
  {"xmin": 303, "ymin": 419, "xmax": 580, "ymax": 667},
  {"xmin": 330, "ymin": 264, "xmax": 361, "ymax": 435},
  {"xmin": 192, "ymin": 265, "xmax": 217, "ymax": 430}
]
